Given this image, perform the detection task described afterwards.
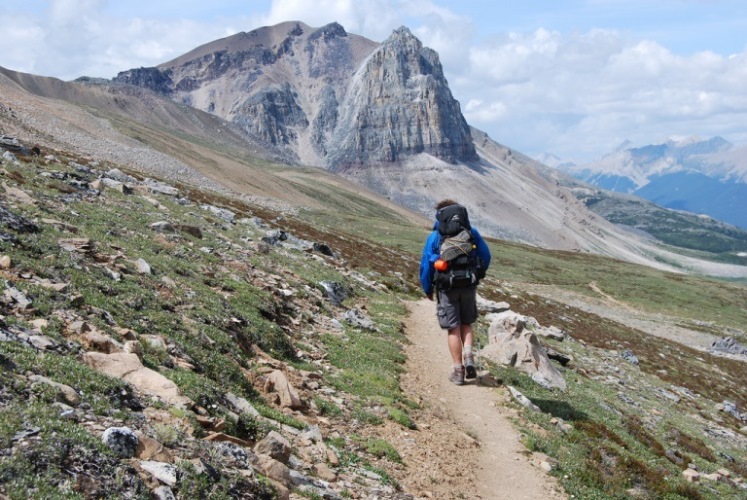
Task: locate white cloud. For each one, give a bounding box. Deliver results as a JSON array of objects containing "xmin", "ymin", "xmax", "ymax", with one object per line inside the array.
[
  {"xmin": 262, "ymin": 0, "xmax": 403, "ymax": 41},
  {"xmin": 444, "ymin": 27, "xmax": 747, "ymax": 160}
]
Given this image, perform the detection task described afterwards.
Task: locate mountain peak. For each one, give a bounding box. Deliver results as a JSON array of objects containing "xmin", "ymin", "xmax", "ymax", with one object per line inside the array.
[{"xmin": 309, "ymin": 22, "xmax": 347, "ymax": 41}]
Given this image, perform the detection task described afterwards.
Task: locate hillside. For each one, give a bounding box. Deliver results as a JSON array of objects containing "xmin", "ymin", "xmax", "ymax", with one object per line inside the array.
[
  {"xmin": 571, "ymin": 187, "xmax": 747, "ymax": 265},
  {"xmin": 2, "ymin": 140, "xmax": 747, "ymax": 499}
]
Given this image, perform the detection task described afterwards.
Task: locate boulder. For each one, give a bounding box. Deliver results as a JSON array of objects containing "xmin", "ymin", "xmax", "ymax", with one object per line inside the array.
[
  {"xmin": 249, "ymin": 454, "xmax": 292, "ymax": 486},
  {"xmin": 102, "ymin": 426, "xmax": 139, "ymax": 458},
  {"xmin": 265, "ymin": 370, "xmax": 304, "ymax": 410},
  {"xmin": 28, "ymin": 375, "xmax": 80, "ymax": 406},
  {"xmin": 480, "ymin": 311, "xmax": 566, "ymax": 390},
  {"xmin": 342, "ymin": 308, "xmax": 376, "ymax": 331},
  {"xmin": 225, "ymin": 392, "xmax": 261, "ymax": 418},
  {"xmin": 201, "ymin": 204, "xmax": 235, "ymax": 223},
  {"xmin": 104, "ymin": 168, "xmax": 137, "ymax": 183},
  {"xmin": 319, "ymin": 281, "xmax": 348, "ymax": 306},
  {"xmin": 139, "ymin": 460, "xmax": 178, "ymax": 487},
  {"xmin": 709, "ymin": 337, "xmax": 747, "ymax": 356},
  {"xmin": 536, "ymin": 325, "xmax": 566, "ymax": 342},
  {"xmin": 81, "ymin": 330, "xmax": 123, "ymax": 353}
]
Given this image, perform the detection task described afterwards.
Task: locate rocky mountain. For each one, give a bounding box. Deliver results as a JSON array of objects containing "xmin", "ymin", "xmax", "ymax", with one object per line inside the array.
[
  {"xmin": 114, "ymin": 22, "xmax": 476, "ymax": 170},
  {"xmin": 556, "ymin": 137, "xmax": 747, "ymax": 229}
]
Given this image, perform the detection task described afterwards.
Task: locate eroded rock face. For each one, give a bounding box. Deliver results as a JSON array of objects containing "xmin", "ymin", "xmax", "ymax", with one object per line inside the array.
[
  {"xmin": 328, "ymin": 26, "xmax": 478, "ymax": 169},
  {"xmin": 234, "ymin": 83, "xmax": 309, "ymax": 146}
]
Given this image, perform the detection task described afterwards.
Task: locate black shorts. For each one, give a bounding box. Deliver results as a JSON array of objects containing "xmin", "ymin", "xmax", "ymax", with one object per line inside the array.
[{"xmin": 436, "ymin": 286, "xmax": 478, "ymax": 329}]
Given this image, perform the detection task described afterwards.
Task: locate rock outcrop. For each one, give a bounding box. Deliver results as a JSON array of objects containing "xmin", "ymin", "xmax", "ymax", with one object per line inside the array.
[
  {"xmin": 480, "ymin": 310, "xmax": 567, "ymax": 391},
  {"xmin": 328, "ymin": 26, "xmax": 477, "ymax": 169}
]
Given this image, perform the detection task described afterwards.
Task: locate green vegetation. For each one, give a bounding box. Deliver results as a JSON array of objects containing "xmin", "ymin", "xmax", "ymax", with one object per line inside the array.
[{"xmin": 2, "ymin": 151, "xmax": 747, "ymax": 499}]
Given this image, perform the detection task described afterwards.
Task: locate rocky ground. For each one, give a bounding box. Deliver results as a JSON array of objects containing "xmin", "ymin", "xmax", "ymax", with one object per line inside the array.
[{"xmin": 2, "ymin": 138, "xmax": 747, "ymax": 499}]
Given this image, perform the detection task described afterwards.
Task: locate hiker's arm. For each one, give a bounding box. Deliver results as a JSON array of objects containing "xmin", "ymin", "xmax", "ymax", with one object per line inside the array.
[
  {"xmin": 472, "ymin": 228, "xmax": 491, "ymax": 270},
  {"xmin": 419, "ymin": 232, "xmax": 439, "ymax": 296}
]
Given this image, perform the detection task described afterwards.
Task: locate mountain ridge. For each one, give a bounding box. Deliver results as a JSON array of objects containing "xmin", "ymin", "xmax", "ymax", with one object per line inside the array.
[{"xmin": 555, "ymin": 136, "xmax": 747, "ymax": 228}]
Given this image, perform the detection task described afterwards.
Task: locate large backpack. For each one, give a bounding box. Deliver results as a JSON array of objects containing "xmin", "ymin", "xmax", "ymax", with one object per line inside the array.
[{"xmin": 433, "ymin": 205, "xmax": 485, "ymax": 289}]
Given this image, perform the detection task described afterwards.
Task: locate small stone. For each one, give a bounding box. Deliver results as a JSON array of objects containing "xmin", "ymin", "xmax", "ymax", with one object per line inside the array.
[
  {"xmin": 312, "ymin": 462, "xmax": 337, "ymax": 482},
  {"xmin": 152, "ymin": 486, "xmax": 176, "ymax": 500},
  {"xmin": 682, "ymin": 469, "xmax": 700, "ymax": 483},
  {"xmin": 136, "ymin": 258, "xmax": 152, "ymax": 275},
  {"xmin": 0, "ymin": 255, "xmax": 10, "ymax": 269}
]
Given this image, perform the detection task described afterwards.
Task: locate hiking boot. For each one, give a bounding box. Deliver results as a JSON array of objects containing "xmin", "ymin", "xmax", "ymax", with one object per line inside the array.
[
  {"xmin": 464, "ymin": 354, "xmax": 477, "ymax": 380},
  {"xmin": 449, "ymin": 365, "xmax": 465, "ymax": 386}
]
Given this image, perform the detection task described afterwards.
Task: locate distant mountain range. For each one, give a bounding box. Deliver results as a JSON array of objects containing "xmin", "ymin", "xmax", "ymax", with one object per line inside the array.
[{"xmin": 552, "ymin": 137, "xmax": 747, "ymax": 229}]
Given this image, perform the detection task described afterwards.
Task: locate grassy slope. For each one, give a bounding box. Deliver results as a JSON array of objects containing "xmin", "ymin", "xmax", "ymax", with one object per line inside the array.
[{"xmin": 1, "ymin": 148, "xmax": 746, "ymax": 498}]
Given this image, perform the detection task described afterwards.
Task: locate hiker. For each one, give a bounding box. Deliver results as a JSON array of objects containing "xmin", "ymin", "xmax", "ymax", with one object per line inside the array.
[{"xmin": 420, "ymin": 200, "xmax": 491, "ymax": 385}]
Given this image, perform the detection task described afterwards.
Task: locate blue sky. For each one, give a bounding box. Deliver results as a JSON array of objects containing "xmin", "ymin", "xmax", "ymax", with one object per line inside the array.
[{"xmin": 2, "ymin": 0, "xmax": 746, "ymax": 162}]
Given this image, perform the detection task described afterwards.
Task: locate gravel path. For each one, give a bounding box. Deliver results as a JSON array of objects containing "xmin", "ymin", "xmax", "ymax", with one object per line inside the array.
[{"xmin": 394, "ymin": 299, "xmax": 566, "ymax": 499}]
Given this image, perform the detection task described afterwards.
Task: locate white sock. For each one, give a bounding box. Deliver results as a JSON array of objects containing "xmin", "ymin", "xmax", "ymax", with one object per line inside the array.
[{"xmin": 463, "ymin": 345, "xmax": 473, "ymax": 356}]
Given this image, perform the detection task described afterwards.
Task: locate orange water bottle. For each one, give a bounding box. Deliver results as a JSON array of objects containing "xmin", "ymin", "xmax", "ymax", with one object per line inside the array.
[{"xmin": 434, "ymin": 259, "xmax": 448, "ymax": 271}]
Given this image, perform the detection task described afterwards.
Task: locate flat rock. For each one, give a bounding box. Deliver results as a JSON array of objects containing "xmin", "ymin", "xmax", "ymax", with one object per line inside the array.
[
  {"xmin": 29, "ymin": 374, "xmax": 80, "ymax": 406},
  {"xmin": 82, "ymin": 352, "xmax": 191, "ymax": 408},
  {"xmin": 139, "ymin": 460, "xmax": 178, "ymax": 487}
]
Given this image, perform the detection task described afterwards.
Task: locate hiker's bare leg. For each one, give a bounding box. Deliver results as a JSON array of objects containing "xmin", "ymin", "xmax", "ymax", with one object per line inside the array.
[
  {"xmin": 447, "ymin": 327, "xmax": 463, "ymax": 364},
  {"xmin": 460, "ymin": 324, "xmax": 474, "ymax": 349}
]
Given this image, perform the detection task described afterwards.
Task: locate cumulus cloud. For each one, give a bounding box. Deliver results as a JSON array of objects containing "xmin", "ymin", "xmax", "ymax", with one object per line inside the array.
[
  {"xmin": 452, "ymin": 28, "xmax": 747, "ymax": 161},
  {"xmin": 262, "ymin": 0, "xmax": 403, "ymax": 41}
]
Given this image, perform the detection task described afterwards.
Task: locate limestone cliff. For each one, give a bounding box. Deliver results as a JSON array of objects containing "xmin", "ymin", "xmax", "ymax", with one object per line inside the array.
[{"xmin": 328, "ymin": 27, "xmax": 477, "ymax": 170}]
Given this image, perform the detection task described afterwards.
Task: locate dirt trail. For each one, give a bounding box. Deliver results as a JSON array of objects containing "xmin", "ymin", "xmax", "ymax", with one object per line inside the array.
[{"xmin": 393, "ymin": 299, "xmax": 566, "ymax": 499}]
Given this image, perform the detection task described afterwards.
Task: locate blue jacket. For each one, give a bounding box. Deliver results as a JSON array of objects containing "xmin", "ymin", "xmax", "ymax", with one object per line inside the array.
[{"xmin": 419, "ymin": 223, "xmax": 491, "ymax": 295}]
